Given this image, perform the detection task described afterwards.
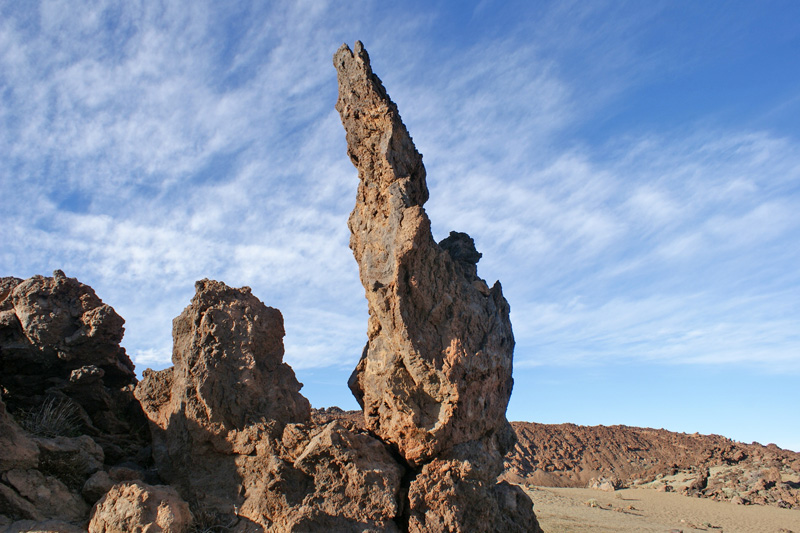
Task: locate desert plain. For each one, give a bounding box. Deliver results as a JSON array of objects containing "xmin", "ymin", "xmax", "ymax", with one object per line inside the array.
[{"xmin": 526, "ymin": 485, "xmax": 800, "ymax": 533}]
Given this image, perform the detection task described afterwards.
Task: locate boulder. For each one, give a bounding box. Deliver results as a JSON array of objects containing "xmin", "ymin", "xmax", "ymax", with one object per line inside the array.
[
  {"xmin": 589, "ymin": 476, "xmax": 619, "ymax": 492},
  {"xmin": 2, "ymin": 468, "xmax": 88, "ymax": 522},
  {"xmin": 0, "ymin": 271, "xmax": 147, "ymax": 462},
  {"xmin": 0, "ymin": 398, "xmax": 39, "ymax": 472},
  {"xmin": 135, "ymin": 280, "xmax": 402, "ymax": 531},
  {"xmin": 0, "ymin": 271, "xmax": 133, "ymax": 385},
  {"xmin": 88, "ymin": 481, "xmax": 192, "ymax": 533}
]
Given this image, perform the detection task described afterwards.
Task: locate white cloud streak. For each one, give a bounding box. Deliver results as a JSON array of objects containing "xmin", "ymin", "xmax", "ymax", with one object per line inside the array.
[{"xmin": 1, "ymin": 1, "xmax": 798, "ymax": 387}]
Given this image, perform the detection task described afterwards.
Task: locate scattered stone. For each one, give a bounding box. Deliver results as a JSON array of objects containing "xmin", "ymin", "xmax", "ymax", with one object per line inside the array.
[
  {"xmin": 88, "ymin": 481, "xmax": 192, "ymax": 533},
  {"xmin": 589, "ymin": 476, "xmax": 618, "ymax": 492}
]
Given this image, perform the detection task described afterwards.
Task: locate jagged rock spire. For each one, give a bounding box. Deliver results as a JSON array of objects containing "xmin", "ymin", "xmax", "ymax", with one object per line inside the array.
[{"xmin": 334, "ymin": 41, "xmax": 516, "ymax": 468}]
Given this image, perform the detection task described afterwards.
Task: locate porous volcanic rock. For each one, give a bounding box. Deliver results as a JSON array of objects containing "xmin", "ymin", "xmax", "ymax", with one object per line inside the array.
[
  {"xmin": 135, "ymin": 279, "xmax": 403, "ymax": 531},
  {"xmin": 0, "ymin": 272, "xmax": 133, "ymax": 386},
  {"xmin": 135, "ymin": 279, "xmax": 311, "ymax": 461},
  {"xmin": 1, "ymin": 272, "xmax": 153, "ymax": 529},
  {"xmin": 334, "ymin": 41, "xmax": 540, "ymax": 532},
  {"xmin": 408, "ymin": 457, "xmax": 540, "ymax": 533},
  {"xmin": 334, "ymin": 40, "xmax": 515, "ymax": 469},
  {"xmin": 88, "ymin": 481, "xmax": 192, "ymax": 533},
  {"xmin": 0, "ymin": 271, "xmax": 147, "ymax": 463}
]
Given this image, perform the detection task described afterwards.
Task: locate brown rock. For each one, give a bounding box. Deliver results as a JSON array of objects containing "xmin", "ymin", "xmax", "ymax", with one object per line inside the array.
[
  {"xmin": 0, "ymin": 481, "xmax": 44, "ymax": 522},
  {"xmin": 407, "ymin": 458, "xmax": 542, "ymax": 533},
  {"xmin": 0, "ymin": 398, "xmax": 39, "ymax": 472},
  {"xmin": 134, "ymin": 279, "xmax": 311, "ymax": 490},
  {"xmin": 334, "ymin": 41, "xmax": 515, "ymax": 470},
  {"xmin": 0, "ymin": 271, "xmax": 147, "ymax": 463},
  {"xmin": 239, "ymin": 420, "xmax": 402, "ymax": 532},
  {"xmin": 88, "ymin": 481, "xmax": 192, "ymax": 533},
  {"xmin": 2, "ymin": 468, "xmax": 88, "ymax": 522},
  {"xmin": 4, "ymin": 270, "xmax": 132, "ymax": 380},
  {"xmin": 135, "ymin": 280, "xmax": 402, "ymax": 531},
  {"xmin": 82, "ymin": 471, "xmax": 114, "ymax": 504}
]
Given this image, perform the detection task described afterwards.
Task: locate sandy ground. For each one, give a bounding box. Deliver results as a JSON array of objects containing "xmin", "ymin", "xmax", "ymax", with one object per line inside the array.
[{"xmin": 524, "ymin": 486, "xmax": 800, "ymax": 533}]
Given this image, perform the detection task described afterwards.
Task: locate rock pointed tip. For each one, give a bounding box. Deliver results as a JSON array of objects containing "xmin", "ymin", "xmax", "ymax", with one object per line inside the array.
[
  {"xmin": 335, "ymin": 42, "xmax": 352, "ymax": 57},
  {"xmin": 354, "ymin": 40, "xmax": 370, "ymax": 66}
]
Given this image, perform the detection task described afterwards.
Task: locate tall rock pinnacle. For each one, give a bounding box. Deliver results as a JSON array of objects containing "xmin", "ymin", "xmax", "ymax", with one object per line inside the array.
[{"xmin": 334, "ymin": 41, "xmax": 516, "ymax": 469}]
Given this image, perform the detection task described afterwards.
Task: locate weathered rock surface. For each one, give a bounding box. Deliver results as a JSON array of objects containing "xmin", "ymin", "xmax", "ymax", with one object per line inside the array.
[
  {"xmin": 0, "ymin": 272, "xmax": 153, "ymax": 529},
  {"xmin": 0, "ymin": 398, "xmax": 39, "ymax": 472},
  {"xmin": 134, "ymin": 279, "xmax": 311, "ymax": 483},
  {"xmin": 335, "ymin": 41, "xmax": 516, "ymax": 470},
  {"xmin": 505, "ymin": 421, "xmax": 800, "ymax": 508},
  {"xmin": 88, "ymin": 481, "xmax": 192, "ymax": 533},
  {"xmin": 408, "ymin": 458, "xmax": 541, "ymax": 533},
  {"xmin": 0, "ymin": 271, "xmax": 148, "ymax": 463},
  {"xmin": 334, "ymin": 41, "xmax": 540, "ymax": 532},
  {"xmin": 3, "ymin": 467, "xmax": 89, "ymax": 522},
  {"xmin": 135, "ymin": 279, "xmax": 402, "ymax": 531}
]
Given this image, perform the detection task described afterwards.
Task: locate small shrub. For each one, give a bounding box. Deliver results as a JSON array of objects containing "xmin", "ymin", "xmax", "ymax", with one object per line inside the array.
[
  {"xmin": 17, "ymin": 397, "xmax": 81, "ymax": 438},
  {"xmin": 188, "ymin": 503, "xmax": 238, "ymax": 533}
]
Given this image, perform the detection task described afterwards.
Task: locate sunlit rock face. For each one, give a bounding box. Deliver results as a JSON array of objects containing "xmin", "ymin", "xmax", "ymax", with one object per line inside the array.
[
  {"xmin": 334, "ymin": 41, "xmax": 516, "ymax": 469},
  {"xmin": 335, "ymin": 41, "xmax": 542, "ymax": 532},
  {"xmin": 135, "ymin": 279, "xmax": 402, "ymax": 532}
]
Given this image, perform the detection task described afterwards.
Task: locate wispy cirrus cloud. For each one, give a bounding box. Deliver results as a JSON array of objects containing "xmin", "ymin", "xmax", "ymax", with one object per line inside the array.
[{"xmin": 1, "ymin": 1, "xmax": 799, "ymax": 391}]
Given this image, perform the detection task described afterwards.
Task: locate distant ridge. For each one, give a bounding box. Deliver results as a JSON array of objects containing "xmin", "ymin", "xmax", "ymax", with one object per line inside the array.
[{"xmin": 312, "ymin": 409, "xmax": 800, "ymax": 509}]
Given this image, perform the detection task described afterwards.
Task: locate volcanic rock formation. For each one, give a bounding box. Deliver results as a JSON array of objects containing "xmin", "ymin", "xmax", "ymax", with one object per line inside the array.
[
  {"xmin": 0, "ymin": 271, "xmax": 145, "ymax": 457},
  {"xmin": 1, "ymin": 43, "xmax": 543, "ymax": 532},
  {"xmin": 0, "ymin": 271, "xmax": 151, "ymax": 530},
  {"xmin": 334, "ymin": 41, "xmax": 540, "ymax": 532},
  {"xmin": 134, "ymin": 279, "xmax": 403, "ymax": 531}
]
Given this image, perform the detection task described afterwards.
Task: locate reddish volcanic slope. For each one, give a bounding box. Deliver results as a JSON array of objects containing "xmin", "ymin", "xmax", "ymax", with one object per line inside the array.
[
  {"xmin": 313, "ymin": 410, "xmax": 800, "ymax": 509},
  {"xmin": 505, "ymin": 421, "xmax": 800, "ymax": 508}
]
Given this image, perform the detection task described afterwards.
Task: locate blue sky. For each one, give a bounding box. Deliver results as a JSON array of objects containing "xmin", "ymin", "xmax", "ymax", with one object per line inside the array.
[{"xmin": 2, "ymin": 1, "xmax": 799, "ymax": 451}]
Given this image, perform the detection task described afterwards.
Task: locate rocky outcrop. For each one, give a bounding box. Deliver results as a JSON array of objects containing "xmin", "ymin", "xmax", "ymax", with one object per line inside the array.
[
  {"xmin": 0, "ymin": 271, "xmax": 153, "ymax": 530},
  {"xmin": 0, "ymin": 42, "xmax": 543, "ymax": 532},
  {"xmin": 334, "ymin": 41, "xmax": 539, "ymax": 532},
  {"xmin": 134, "ymin": 279, "xmax": 311, "ymax": 487},
  {"xmin": 0, "ymin": 271, "xmax": 147, "ymax": 463},
  {"xmin": 88, "ymin": 481, "xmax": 192, "ymax": 533},
  {"xmin": 135, "ymin": 279, "xmax": 403, "ymax": 531}
]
